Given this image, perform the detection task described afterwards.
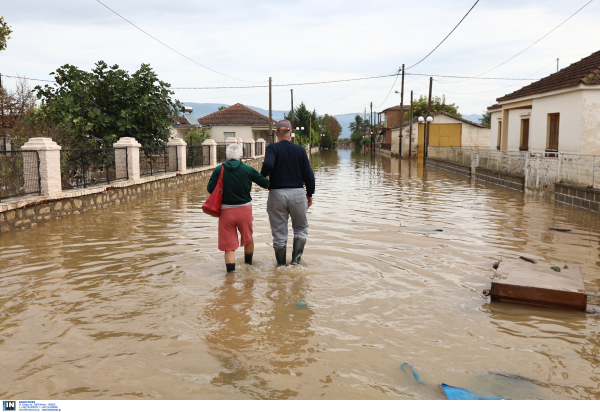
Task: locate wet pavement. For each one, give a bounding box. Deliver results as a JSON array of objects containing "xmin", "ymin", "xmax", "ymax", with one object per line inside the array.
[{"xmin": 1, "ymin": 148, "xmax": 599, "ymax": 399}]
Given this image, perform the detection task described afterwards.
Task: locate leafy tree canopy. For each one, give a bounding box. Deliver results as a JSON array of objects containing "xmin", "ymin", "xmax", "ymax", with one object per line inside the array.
[
  {"xmin": 0, "ymin": 16, "xmax": 12, "ymax": 52},
  {"xmin": 349, "ymin": 114, "xmax": 366, "ymax": 147},
  {"xmin": 33, "ymin": 61, "xmax": 181, "ymax": 148},
  {"xmin": 322, "ymin": 114, "xmax": 342, "ymax": 141},
  {"xmin": 218, "ymin": 105, "xmax": 227, "ymax": 111},
  {"xmin": 284, "ymin": 102, "xmax": 319, "ymax": 147},
  {"xmin": 184, "ymin": 128, "xmax": 211, "ymax": 146},
  {"xmin": 409, "ymin": 95, "xmax": 461, "ymax": 120},
  {"xmin": 481, "ymin": 110, "xmax": 491, "ymax": 127}
]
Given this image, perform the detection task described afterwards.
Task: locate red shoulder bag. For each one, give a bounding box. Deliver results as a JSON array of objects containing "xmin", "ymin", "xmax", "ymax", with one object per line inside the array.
[{"xmin": 202, "ymin": 166, "xmax": 224, "ymax": 217}]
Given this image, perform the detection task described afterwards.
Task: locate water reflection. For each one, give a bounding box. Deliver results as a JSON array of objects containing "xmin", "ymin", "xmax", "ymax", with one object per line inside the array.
[{"xmin": 1, "ymin": 148, "xmax": 600, "ymax": 399}]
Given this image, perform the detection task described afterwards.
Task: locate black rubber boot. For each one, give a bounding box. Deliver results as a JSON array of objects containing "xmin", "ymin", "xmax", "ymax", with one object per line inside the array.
[
  {"xmin": 226, "ymin": 263, "xmax": 235, "ymax": 272},
  {"xmin": 274, "ymin": 247, "xmax": 286, "ymax": 266},
  {"xmin": 291, "ymin": 237, "xmax": 306, "ymax": 265},
  {"xmin": 245, "ymin": 253, "xmax": 253, "ymax": 265}
]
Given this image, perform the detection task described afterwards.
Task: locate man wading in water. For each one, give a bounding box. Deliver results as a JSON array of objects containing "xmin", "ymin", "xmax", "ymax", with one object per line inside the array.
[{"xmin": 261, "ymin": 120, "xmax": 315, "ymax": 265}]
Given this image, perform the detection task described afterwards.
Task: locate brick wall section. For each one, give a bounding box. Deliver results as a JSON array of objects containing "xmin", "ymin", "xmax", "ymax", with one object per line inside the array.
[
  {"xmin": 0, "ymin": 157, "xmax": 264, "ymax": 234},
  {"xmin": 427, "ymin": 158, "xmax": 471, "ymax": 177},
  {"xmin": 475, "ymin": 168, "xmax": 524, "ymax": 191},
  {"xmin": 555, "ymin": 183, "xmax": 600, "ymax": 212}
]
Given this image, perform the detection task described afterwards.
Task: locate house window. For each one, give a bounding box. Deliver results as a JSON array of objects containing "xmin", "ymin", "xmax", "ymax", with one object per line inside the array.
[
  {"xmin": 496, "ymin": 121, "xmax": 502, "ymax": 150},
  {"xmin": 547, "ymin": 113, "xmax": 559, "ymax": 151},
  {"xmin": 224, "ymin": 132, "xmax": 235, "ymax": 138},
  {"xmin": 520, "ymin": 119, "xmax": 529, "ymax": 151}
]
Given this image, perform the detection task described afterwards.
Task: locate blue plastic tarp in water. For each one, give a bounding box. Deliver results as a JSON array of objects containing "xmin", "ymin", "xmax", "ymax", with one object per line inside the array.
[{"xmin": 442, "ymin": 383, "xmax": 505, "ymax": 400}]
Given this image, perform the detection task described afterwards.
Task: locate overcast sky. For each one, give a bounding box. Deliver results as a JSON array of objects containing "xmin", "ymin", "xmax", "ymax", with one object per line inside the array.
[{"xmin": 2, "ymin": 0, "xmax": 599, "ymax": 116}]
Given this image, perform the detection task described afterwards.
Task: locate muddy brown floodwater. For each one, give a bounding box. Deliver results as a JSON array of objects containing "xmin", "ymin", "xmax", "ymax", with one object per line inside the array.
[{"xmin": 1, "ymin": 148, "xmax": 600, "ymax": 400}]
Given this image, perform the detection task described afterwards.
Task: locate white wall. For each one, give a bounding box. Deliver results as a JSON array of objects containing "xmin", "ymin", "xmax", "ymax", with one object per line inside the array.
[
  {"xmin": 506, "ymin": 109, "xmax": 524, "ymax": 151},
  {"xmin": 581, "ymin": 89, "xmax": 600, "ymax": 155},
  {"xmin": 203, "ymin": 125, "xmax": 255, "ymax": 143},
  {"xmin": 529, "ymin": 90, "xmax": 583, "ymax": 153},
  {"xmin": 489, "ymin": 111, "xmax": 502, "ymax": 149}
]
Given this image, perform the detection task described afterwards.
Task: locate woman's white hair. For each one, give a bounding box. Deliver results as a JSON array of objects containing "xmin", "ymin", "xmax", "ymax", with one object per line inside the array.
[{"xmin": 226, "ymin": 143, "xmax": 243, "ymax": 160}]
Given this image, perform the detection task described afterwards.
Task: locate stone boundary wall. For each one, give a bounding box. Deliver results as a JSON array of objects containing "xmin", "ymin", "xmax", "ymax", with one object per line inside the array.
[
  {"xmin": 555, "ymin": 183, "xmax": 600, "ymax": 213},
  {"xmin": 426, "ymin": 158, "xmax": 471, "ymax": 177},
  {"xmin": 475, "ymin": 167, "xmax": 524, "ymax": 191},
  {"xmin": 0, "ymin": 157, "xmax": 263, "ymax": 234}
]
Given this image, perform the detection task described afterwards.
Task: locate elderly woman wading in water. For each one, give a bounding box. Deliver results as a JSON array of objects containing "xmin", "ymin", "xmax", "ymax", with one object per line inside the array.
[{"xmin": 207, "ymin": 144, "xmax": 270, "ymax": 272}]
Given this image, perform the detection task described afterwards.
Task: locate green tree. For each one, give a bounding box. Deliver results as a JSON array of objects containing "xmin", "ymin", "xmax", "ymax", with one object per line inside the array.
[
  {"xmin": 33, "ymin": 61, "xmax": 180, "ymax": 148},
  {"xmin": 218, "ymin": 105, "xmax": 227, "ymax": 111},
  {"xmin": 481, "ymin": 110, "xmax": 491, "ymax": 127},
  {"xmin": 349, "ymin": 114, "xmax": 366, "ymax": 147},
  {"xmin": 408, "ymin": 95, "xmax": 461, "ymax": 120},
  {"xmin": 0, "ymin": 16, "xmax": 12, "ymax": 52},
  {"xmin": 184, "ymin": 128, "xmax": 211, "ymax": 146},
  {"xmin": 284, "ymin": 102, "xmax": 318, "ymax": 147}
]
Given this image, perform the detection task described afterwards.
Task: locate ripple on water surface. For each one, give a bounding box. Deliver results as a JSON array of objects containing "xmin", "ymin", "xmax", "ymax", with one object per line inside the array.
[{"xmin": 1, "ymin": 148, "xmax": 599, "ymax": 399}]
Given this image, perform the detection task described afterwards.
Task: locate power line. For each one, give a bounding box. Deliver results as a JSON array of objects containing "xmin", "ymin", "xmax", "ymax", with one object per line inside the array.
[
  {"xmin": 454, "ymin": 0, "xmax": 595, "ymax": 82},
  {"xmin": 2, "ymin": 74, "xmax": 55, "ymax": 83},
  {"xmin": 406, "ymin": 0, "xmax": 480, "ymax": 70},
  {"xmin": 96, "ymin": 0, "xmax": 261, "ymax": 84}
]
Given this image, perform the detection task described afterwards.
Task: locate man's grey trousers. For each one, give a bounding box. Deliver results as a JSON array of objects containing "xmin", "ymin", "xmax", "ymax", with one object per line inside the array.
[{"xmin": 266, "ymin": 188, "xmax": 309, "ymax": 249}]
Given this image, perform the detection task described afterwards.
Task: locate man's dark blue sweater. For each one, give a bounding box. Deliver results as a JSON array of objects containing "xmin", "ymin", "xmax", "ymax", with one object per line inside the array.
[{"xmin": 260, "ymin": 140, "xmax": 315, "ymax": 197}]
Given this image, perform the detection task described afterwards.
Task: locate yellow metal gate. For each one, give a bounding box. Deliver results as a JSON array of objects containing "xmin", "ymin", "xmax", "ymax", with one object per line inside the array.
[{"xmin": 418, "ymin": 123, "xmax": 462, "ymax": 156}]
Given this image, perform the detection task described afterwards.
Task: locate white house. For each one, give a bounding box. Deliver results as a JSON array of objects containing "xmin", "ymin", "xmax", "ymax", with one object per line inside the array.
[
  {"xmin": 488, "ymin": 50, "xmax": 600, "ymax": 154},
  {"xmin": 198, "ymin": 103, "xmax": 276, "ymax": 143}
]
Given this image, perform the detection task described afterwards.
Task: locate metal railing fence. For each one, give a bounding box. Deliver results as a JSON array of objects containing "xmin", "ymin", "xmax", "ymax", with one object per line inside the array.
[
  {"xmin": 216, "ymin": 144, "xmax": 227, "ymax": 163},
  {"xmin": 255, "ymin": 141, "xmax": 264, "ymax": 157},
  {"xmin": 139, "ymin": 146, "xmax": 176, "ymax": 176},
  {"xmin": 0, "ymin": 150, "xmax": 41, "ymax": 201},
  {"xmin": 428, "ymin": 146, "xmax": 600, "ymax": 190},
  {"xmin": 186, "ymin": 145, "xmax": 207, "ymax": 168},
  {"xmin": 243, "ymin": 142, "xmax": 253, "ymax": 159},
  {"xmin": 60, "ymin": 148, "xmax": 128, "ymax": 190}
]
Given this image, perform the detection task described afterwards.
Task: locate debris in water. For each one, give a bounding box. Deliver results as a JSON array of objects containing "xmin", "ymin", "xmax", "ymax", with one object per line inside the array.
[
  {"xmin": 400, "ymin": 363, "xmax": 425, "ymax": 384},
  {"xmin": 298, "ymin": 301, "xmax": 307, "ymax": 307},
  {"xmin": 483, "ymin": 289, "xmax": 491, "ymax": 296},
  {"xmin": 549, "ymin": 228, "xmax": 571, "ymax": 232},
  {"xmin": 434, "ymin": 229, "xmax": 443, "ymax": 232},
  {"xmin": 564, "ymin": 265, "xmax": 569, "ymax": 269},
  {"xmin": 441, "ymin": 383, "xmax": 505, "ymax": 400},
  {"xmin": 550, "ymin": 266, "xmax": 561, "ymax": 272},
  {"xmin": 493, "ymin": 261, "xmax": 500, "ymax": 270},
  {"xmin": 519, "ymin": 256, "xmax": 537, "ymax": 264}
]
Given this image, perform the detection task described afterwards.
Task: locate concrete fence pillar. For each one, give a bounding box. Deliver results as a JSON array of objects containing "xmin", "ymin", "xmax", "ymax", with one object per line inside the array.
[
  {"xmin": 243, "ymin": 137, "xmax": 255, "ymax": 158},
  {"xmin": 202, "ymin": 139, "xmax": 217, "ymax": 166},
  {"xmin": 113, "ymin": 137, "xmax": 141, "ymax": 180},
  {"xmin": 21, "ymin": 137, "xmax": 62, "ymax": 196},
  {"xmin": 256, "ymin": 138, "xmax": 266, "ymax": 157},
  {"xmin": 225, "ymin": 137, "xmax": 238, "ymax": 146},
  {"xmin": 235, "ymin": 137, "xmax": 244, "ymax": 146},
  {"xmin": 167, "ymin": 137, "xmax": 187, "ymax": 171}
]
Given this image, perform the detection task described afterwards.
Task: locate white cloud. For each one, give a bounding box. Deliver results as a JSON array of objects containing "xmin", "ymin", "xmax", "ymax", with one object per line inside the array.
[{"xmin": 2, "ymin": 0, "xmax": 598, "ymax": 116}]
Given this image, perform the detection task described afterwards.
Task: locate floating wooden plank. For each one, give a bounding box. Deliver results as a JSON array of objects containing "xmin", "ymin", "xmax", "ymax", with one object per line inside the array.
[{"xmin": 491, "ymin": 258, "xmax": 586, "ymax": 311}]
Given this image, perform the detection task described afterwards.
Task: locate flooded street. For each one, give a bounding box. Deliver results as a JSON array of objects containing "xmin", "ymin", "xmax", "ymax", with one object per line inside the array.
[{"xmin": 1, "ymin": 148, "xmax": 600, "ymax": 400}]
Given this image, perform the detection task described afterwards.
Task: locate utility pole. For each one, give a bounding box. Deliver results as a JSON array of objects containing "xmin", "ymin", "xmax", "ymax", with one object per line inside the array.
[
  {"xmin": 409, "ymin": 90, "xmax": 413, "ymax": 159},
  {"xmin": 370, "ymin": 102, "xmax": 373, "ymax": 153},
  {"xmin": 0, "ymin": 73, "xmax": 4, "ymax": 152},
  {"xmin": 269, "ymin": 77, "xmax": 273, "ymax": 144},
  {"xmin": 399, "ymin": 64, "xmax": 405, "ymax": 158},
  {"xmin": 557, "ymin": 58, "xmax": 559, "ymax": 72},
  {"xmin": 425, "ymin": 77, "xmax": 433, "ymax": 158},
  {"xmin": 291, "ymin": 89, "xmax": 295, "ymax": 144},
  {"xmin": 363, "ymin": 107, "xmax": 367, "ymax": 150},
  {"xmin": 309, "ymin": 115, "xmax": 312, "ymax": 153}
]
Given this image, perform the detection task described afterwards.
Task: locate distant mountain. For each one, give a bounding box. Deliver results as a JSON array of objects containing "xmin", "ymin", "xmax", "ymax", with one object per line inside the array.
[
  {"xmin": 182, "ymin": 102, "xmax": 359, "ymax": 139},
  {"xmin": 462, "ymin": 114, "xmax": 483, "ymax": 124}
]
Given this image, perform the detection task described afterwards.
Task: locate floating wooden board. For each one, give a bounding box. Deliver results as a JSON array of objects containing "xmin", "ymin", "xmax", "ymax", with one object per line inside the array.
[{"xmin": 491, "ymin": 258, "xmax": 587, "ymax": 311}]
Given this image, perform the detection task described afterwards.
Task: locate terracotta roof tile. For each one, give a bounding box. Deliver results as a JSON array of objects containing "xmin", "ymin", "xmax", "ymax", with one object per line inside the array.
[
  {"xmin": 487, "ymin": 103, "xmax": 502, "ymax": 111},
  {"xmin": 382, "ymin": 104, "xmax": 411, "ymax": 112},
  {"xmin": 497, "ymin": 50, "xmax": 600, "ymax": 102},
  {"xmin": 197, "ymin": 103, "xmax": 276, "ymax": 126}
]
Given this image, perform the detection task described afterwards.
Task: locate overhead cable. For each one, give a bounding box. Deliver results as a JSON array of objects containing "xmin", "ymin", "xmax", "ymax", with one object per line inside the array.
[
  {"xmin": 454, "ymin": 0, "xmax": 595, "ymax": 82},
  {"xmin": 406, "ymin": 0, "xmax": 480, "ymax": 70},
  {"xmin": 96, "ymin": 0, "xmax": 261, "ymax": 83}
]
